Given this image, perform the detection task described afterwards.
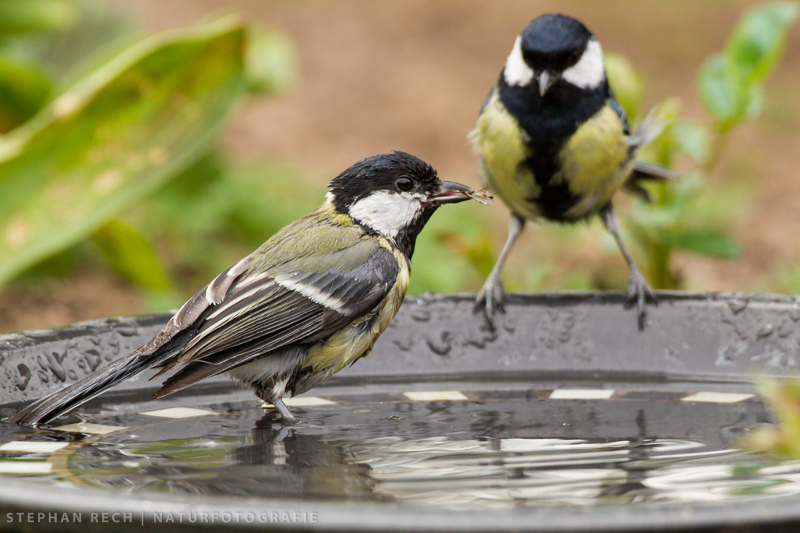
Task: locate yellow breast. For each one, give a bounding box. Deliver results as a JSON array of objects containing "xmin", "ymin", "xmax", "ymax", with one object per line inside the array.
[
  {"xmin": 555, "ymin": 105, "xmax": 633, "ymax": 219},
  {"xmin": 472, "ymin": 90, "xmax": 542, "ymax": 220}
]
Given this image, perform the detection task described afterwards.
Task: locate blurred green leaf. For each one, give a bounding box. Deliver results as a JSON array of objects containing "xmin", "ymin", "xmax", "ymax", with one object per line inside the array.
[
  {"xmin": 698, "ymin": 54, "xmax": 742, "ymax": 125},
  {"xmin": 245, "ymin": 26, "xmax": 297, "ymax": 95},
  {"xmin": 741, "ymin": 377, "xmax": 800, "ymax": 459},
  {"xmin": 658, "ymin": 229, "xmax": 741, "ymax": 259},
  {"xmin": 92, "ymin": 219, "xmax": 171, "ymax": 291},
  {"xmin": 35, "ymin": 0, "xmax": 137, "ymax": 87},
  {"xmin": 673, "ymin": 170, "xmax": 705, "ymax": 202},
  {"xmin": 0, "ymin": 57, "xmax": 51, "ymax": 131},
  {"xmin": 217, "ymin": 164, "xmax": 323, "ymax": 244},
  {"xmin": 408, "ymin": 203, "xmax": 491, "ymax": 294},
  {"xmin": 698, "ymin": 2, "xmax": 797, "ymax": 127},
  {"xmin": 436, "ymin": 230, "xmax": 495, "ymax": 277},
  {"xmin": 136, "ymin": 156, "xmax": 324, "ymax": 283},
  {"xmin": 0, "ymin": 17, "xmax": 246, "ymax": 288},
  {"xmin": 146, "ymin": 152, "xmax": 229, "ymax": 236},
  {"xmin": 0, "ymin": 1, "xmax": 136, "ymax": 92},
  {"xmin": 629, "ymin": 202, "xmax": 679, "ymax": 231},
  {"xmin": 151, "ymin": 156, "xmax": 322, "ymax": 241},
  {"xmin": 770, "ymin": 262, "xmax": 800, "ymax": 293},
  {"xmin": 672, "ymin": 119, "xmax": 710, "ymax": 164},
  {"xmin": 744, "ymin": 84, "xmax": 765, "ymax": 119},
  {"xmin": 726, "ymin": 2, "xmax": 798, "ymax": 84},
  {"xmin": 604, "ymin": 51, "xmax": 644, "ymax": 121},
  {"xmin": 0, "ymin": 0, "xmax": 78, "ymax": 37}
]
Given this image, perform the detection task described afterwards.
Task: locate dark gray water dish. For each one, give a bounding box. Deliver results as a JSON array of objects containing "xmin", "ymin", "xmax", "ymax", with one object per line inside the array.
[{"xmin": 1, "ymin": 291, "xmax": 800, "ymax": 533}]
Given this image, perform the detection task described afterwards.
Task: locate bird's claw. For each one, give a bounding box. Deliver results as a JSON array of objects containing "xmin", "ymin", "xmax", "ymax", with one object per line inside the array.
[
  {"xmin": 474, "ymin": 275, "xmax": 506, "ymax": 329},
  {"xmin": 260, "ymin": 398, "xmax": 298, "ymax": 425},
  {"xmin": 623, "ymin": 270, "xmax": 657, "ymax": 330}
]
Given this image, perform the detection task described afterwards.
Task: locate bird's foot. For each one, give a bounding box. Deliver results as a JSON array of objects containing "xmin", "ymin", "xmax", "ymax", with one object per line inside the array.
[
  {"xmin": 272, "ymin": 398, "xmax": 298, "ymax": 425},
  {"xmin": 623, "ymin": 269, "xmax": 657, "ymax": 331},
  {"xmin": 259, "ymin": 398, "xmax": 297, "ymax": 425},
  {"xmin": 474, "ymin": 275, "xmax": 506, "ymax": 330}
]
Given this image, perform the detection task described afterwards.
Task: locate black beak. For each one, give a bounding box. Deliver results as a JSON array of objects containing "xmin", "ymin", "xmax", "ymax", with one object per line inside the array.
[{"xmin": 425, "ymin": 180, "xmax": 474, "ymax": 205}]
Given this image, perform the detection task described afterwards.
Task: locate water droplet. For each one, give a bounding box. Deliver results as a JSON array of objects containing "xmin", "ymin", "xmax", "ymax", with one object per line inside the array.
[
  {"xmin": 757, "ymin": 324, "xmax": 774, "ymax": 338},
  {"xmin": 790, "ymin": 306, "xmax": 800, "ymax": 322},
  {"xmin": 105, "ymin": 339, "xmax": 120, "ymax": 359},
  {"xmin": 728, "ymin": 299, "xmax": 747, "ymax": 315},
  {"xmin": 83, "ymin": 349, "xmax": 103, "ymax": 372},
  {"xmin": 410, "ymin": 308, "xmax": 431, "ymax": 322},
  {"xmin": 715, "ymin": 344, "xmax": 741, "ymax": 366},
  {"xmin": 386, "ymin": 415, "xmax": 405, "ymax": 421},
  {"xmin": 46, "ymin": 351, "xmax": 67, "ymax": 382},
  {"xmin": 426, "ymin": 332, "xmax": 452, "ymax": 356},
  {"xmin": 14, "ymin": 364, "xmax": 31, "ymax": 391},
  {"xmin": 466, "ymin": 335, "xmax": 496, "ymax": 350},
  {"xmin": 393, "ymin": 339, "xmax": 413, "ymax": 352},
  {"xmin": 778, "ymin": 323, "xmax": 793, "ymax": 338}
]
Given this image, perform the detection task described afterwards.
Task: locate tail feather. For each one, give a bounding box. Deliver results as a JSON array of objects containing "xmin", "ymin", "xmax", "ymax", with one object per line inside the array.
[
  {"xmin": 630, "ymin": 160, "xmax": 677, "ymax": 182},
  {"xmin": 8, "ymin": 348, "xmax": 170, "ymax": 427},
  {"xmin": 626, "ymin": 108, "xmax": 668, "ymax": 150},
  {"xmin": 625, "ymin": 161, "xmax": 678, "ymax": 203}
]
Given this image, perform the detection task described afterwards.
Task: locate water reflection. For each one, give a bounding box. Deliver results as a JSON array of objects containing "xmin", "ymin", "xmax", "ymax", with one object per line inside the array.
[
  {"xmin": 66, "ymin": 414, "xmax": 382, "ymax": 501},
  {"xmin": 56, "ymin": 409, "xmax": 800, "ymax": 510}
]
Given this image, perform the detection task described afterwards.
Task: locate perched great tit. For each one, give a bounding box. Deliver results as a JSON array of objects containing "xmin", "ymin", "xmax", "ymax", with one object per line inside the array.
[
  {"xmin": 472, "ymin": 13, "xmax": 672, "ymax": 329},
  {"xmin": 11, "ymin": 152, "xmax": 479, "ymax": 427}
]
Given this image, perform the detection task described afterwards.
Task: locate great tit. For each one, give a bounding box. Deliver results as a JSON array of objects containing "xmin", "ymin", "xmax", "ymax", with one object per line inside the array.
[
  {"xmin": 472, "ymin": 13, "xmax": 672, "ymax": 330},
  {"xmin": 11, "ymin": 152, "xmax": 478, "ymax": 427}
]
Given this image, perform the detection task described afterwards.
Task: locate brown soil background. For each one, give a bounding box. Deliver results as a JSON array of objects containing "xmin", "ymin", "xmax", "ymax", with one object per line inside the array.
[{"xmin": 2, "ymin": 0, "xmax": 799, "ymax": 333}]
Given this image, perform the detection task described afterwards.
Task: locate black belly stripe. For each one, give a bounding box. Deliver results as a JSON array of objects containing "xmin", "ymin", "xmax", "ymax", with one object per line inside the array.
[
  {"xmin": 529, "ymin": 175, "xmax": 582, "ymax": 222},
  {"xmin": 499, "ymin": 79, "xmax": 610, "ymax": 222}
]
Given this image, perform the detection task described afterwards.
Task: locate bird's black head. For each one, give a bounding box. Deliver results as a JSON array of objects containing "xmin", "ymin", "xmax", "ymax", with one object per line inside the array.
[
  {"xmin": 327, "ymin": 151, "xmax": 473, "ymax": 258},
  {"xmin": 504, "ymin": 14, "xmax": 605, "ymax": 97},
  {"xmin": 521, "ymin": 14, "xmax": 592, "ymax": 71}
]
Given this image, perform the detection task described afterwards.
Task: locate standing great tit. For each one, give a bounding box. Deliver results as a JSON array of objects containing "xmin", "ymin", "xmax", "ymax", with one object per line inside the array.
[
  {"xmin": 472, "ymin": 13, "xmax": 672, "ymax": 330},
  {"xmin": 10, "ymin": 152, "xmax": 479, "ymax": 427}
]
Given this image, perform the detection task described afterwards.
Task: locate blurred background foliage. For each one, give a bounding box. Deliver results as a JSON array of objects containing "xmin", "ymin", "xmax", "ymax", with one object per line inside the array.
[
  {"xmin": 0, "ymin": 0, "xmax": 798, "ymax": 334},
  {"xmin": 608, "ymin": 1, "xmax": 797, "ymax": 290},
  {"xmin": 0, "ymin": 0, "xmax": 300, "ymax": 313},
  {"xmin": 741, "ymin": 377, "xmax": 800, "ymax": 459}
]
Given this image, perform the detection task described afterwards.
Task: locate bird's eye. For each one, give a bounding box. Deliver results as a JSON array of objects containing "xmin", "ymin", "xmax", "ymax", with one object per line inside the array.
[{"xmin": 395, "ymin": 177, "xmax": 414, "ymax": 192}]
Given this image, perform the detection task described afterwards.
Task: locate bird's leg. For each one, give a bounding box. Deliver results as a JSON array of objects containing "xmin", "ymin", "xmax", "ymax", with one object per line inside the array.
[
  {"xmin": 600, "ymin": 204, "xmax": 656, "ymax": 331},
  {"xmin": 271, "ymin": 398, "xmax": 298, "ymax": 425},
  {"xmin": 256, "ymin": 387, "xmax": 298, "ymax": 425},
  {"xmin": 474, "ymin": 214, "xmax": 525, "ymax": 326}
]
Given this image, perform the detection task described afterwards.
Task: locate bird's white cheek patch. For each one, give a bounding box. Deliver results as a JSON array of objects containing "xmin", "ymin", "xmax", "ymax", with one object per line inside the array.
[
  {"xmin": 504, "ymin": 35, "xmax": 534, "ymax": 87},
  {"xmin": 562, "ymin": 39, "xmax": 605, "ymax": 89},
  {"xmin": 348, "ymin": 191, "xmax": 424, "ymax": 239}
]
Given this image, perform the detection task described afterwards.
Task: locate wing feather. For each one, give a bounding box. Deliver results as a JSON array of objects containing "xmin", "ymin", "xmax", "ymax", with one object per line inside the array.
[{"xmin": 151, "ymin": 243, "xmax": 399, "ymax": 396}]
